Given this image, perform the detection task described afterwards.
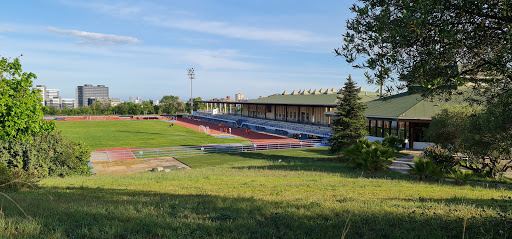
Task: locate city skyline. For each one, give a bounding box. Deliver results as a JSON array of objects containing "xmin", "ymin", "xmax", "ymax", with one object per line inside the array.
[{"xmin": 1, "ymin": 0, "xmax": 376, "ymax": 101}]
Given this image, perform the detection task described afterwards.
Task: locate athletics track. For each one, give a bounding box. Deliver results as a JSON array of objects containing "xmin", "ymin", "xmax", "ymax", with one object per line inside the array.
[{"xmin": 174, "ymin": 117, "xmax": 295, "ymax": 143}]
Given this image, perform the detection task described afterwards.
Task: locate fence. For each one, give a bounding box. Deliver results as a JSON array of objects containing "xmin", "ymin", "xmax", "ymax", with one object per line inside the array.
[{"xmin": 90, "ymin": 139, "xmax": 327, "ymax": 161}]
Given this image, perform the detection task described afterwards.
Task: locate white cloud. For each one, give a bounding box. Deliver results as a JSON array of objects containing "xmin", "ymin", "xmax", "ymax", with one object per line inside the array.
[
  {"xmin": 143, "ymin": 17, "xmax": 327, "ymax": 44},
  {"xmin": 181, "ymin": 50, "xmax": 259, "ymax": 70},
  {"xmin": 45, "ymin": 27, "xmax": 141, "ymax": 45},
  {"xmin": 60, "ymin": 1, "xmax": 328, "ymax": 45}
]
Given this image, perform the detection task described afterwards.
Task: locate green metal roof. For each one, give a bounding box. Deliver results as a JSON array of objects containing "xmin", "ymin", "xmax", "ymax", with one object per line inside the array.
[
  {"xmin": 244, "ymin": 92, "xmax": 380, "ymax": 106},
  {"xmin": 326, "ymin": 92, "xmax": 463, "ymax": 119}
]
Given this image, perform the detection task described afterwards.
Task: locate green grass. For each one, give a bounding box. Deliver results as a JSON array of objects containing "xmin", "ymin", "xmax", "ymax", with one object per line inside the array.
[
  {"xmin": 56, "ymin": 120, "xmax": 249, "ymax": 150},
  {"xmin": 1, "ymin": 147, "xmax": 512, "ymax": 238}
]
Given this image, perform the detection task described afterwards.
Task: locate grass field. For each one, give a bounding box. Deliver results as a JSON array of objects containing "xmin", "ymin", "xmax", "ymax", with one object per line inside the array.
[
  {"xmin": 1, "ymin": 147, "xmax": 511, "ymax": 238},
  {"xmin": 56, "ymin": 120, "xmax": 250, "ymax": 150}
]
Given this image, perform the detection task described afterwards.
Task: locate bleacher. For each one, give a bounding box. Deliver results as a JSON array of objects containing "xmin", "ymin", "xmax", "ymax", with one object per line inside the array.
[{"xmin": 193, "ymin": 112, "xmax": 332, "ymax": 138}]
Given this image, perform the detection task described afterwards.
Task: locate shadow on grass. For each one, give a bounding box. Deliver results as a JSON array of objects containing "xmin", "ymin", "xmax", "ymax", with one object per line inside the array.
[
  {"xmin": 226, "ymin": 150, "xmax": 415, "ymax": 181},
  {"xmin": 2, "ymin": 186, "xmax": 510, "ymax": 238}
]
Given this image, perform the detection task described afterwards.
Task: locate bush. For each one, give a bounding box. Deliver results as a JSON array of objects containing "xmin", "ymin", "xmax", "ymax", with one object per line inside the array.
[
  {"xmin": 343, "ymin": 139, "xmax": 395, "ymax": 172},
  {"xmin": 423, "ymin": 146, "xmax": 459, "ymax": 169},
  {"xmin": 407, "ymin": 157, "xmax": 444, "ymax": 180},
  {"xmin": 382, "ymin": 134, "xmax": 405, "ymax": 152},
  {"xmin": 0, "ymin": 132, "xmax": 91, "ymax": 186},
  {"xmin": 450, "ymin": 168, "xmax": 474, "ymax": 185}
]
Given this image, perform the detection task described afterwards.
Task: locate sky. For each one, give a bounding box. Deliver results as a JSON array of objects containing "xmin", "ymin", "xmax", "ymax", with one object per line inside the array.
[{"xmin": 0, "ymin": 0, "xmax": 375, "ymax": 102}]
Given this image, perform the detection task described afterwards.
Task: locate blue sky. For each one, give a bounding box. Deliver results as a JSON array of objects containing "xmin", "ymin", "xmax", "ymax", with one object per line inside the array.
[{"xmin": 0, "ymin": 0, "xmax": 375, "ymax": 101}]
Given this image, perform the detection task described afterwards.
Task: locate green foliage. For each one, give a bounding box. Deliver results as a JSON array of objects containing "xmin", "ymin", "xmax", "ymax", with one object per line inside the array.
[
  {"xmin": 339, "ymin": 0, "xmax": 512, "ymax": 101},
  {"xmin": 160, "ymin": 95, "xmax": 185, "ymax": 114},
  {"xmin": 407, "ymin": 157, "xmax": 444, "ymax": 180},
  {"xmin": 425, "ymin": 105, "xmax": 482, "ymax": 151},
  {"xmin": 0, "ymin": 132, "xmax": 91, "ymax": 181},
  {"xmin": 450, "ymin": 168, "xmax": 474, "ymax": 185},
  {"xmin": 329, "ymin": 75, "xmax": 367, "ymax": 154},
  {"xmin": 185, "ymin": 97, "xmax": 206, "ymax": 112},
  {"xmin": 426, "ymin": 94, "xmax": 512, "ymax": 178},
  {"xmin": 343, "ymin": 139, "xmax": 395, "ymax": 172},
  {"xmin": 381, "ymin": 134, "xmax": 405, "ymax": 152},
  {"xmin": 0, "ymin": 56, "xmax": 55, "ymax": 141},
  {"xmin": 422, "ymin": 146, "xmax": 459, "ymax": 169}
]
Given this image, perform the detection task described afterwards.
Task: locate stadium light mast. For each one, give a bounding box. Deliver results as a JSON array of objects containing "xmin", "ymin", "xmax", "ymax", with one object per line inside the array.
[{"xmin": 187, "ymin": 68, "xmax": 195, "ymax": 115}]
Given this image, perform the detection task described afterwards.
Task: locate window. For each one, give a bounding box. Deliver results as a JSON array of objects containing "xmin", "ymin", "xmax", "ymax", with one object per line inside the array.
[
  {"xmin": 376, "ymin": 120, "xmax": 383, "ymax": 137},
  {"xmin": 370, "ymin": 120, "xmax": 377, "ymax": 136}
]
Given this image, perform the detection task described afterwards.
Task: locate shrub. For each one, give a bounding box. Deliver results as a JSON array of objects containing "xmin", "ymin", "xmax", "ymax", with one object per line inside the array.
[
  {"xmin": 343, "ymin": 139, "xmax": 395, "ymax": 172},
  {"xmin": 382, "ymin": 134, "xmax": 405, "ymax": 152},
  {"xmin": 407, "ymin": 157, "xmax": 444, "ymax": 180},
  {"xmin": 423, "ymin": 146, "xmax": 459, "ymax": 169},
  {"xmin": 0, "ymin": 132, "xmax": 91, "ymax": 185},
  {"xmin": 450, "ymin": 168, "xmax": 474, "ymax": 185}
]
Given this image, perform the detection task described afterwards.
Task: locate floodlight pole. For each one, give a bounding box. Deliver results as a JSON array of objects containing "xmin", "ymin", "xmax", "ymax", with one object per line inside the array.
[{"xmin": 187, "ymin": 68, "xmax": 195, "ymax": 115}]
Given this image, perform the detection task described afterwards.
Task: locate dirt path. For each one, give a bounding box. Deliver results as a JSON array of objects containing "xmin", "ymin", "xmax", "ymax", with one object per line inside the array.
[
  {"xmin": 390, "ymin": 150, "xmax": 423, "ymax": 174},
  {"xmin": 91, "ymin": 157, "xmax": 189, "ymax": 175}
]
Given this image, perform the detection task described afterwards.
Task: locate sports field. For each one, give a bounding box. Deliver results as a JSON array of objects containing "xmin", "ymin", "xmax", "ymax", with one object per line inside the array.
[{"xmin": 56, "ymin": 120, "xmax": 250, "ymax": 150}]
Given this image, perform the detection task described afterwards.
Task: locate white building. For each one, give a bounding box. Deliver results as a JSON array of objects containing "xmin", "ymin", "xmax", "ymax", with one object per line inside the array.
[
  {"xmin": 33, "ymin": 85, "xmax": 47, "ymax": 105},
  {"xmin": 46, "ymin": 89, "xmax": 61, "ymax": 108},
  {"xmin": 61, "ymin": 98, "xmax": 75, "ymax": 108},
  {"xmin": 235, "ymin": 93, "xmax": 247, "ymax": 101}
]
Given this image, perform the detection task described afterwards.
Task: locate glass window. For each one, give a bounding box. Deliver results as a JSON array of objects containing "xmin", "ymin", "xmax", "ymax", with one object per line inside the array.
[
  {"xmin": 370, "ymin": 120, "xmax": 377, "ymax": 136},
  {"xmin": 398, "ymin": 122, "xmax": 405, "ymax": 139},
  {"xmin": 376, "ymin": 120, "xmax": 383, "ymax": 137}
]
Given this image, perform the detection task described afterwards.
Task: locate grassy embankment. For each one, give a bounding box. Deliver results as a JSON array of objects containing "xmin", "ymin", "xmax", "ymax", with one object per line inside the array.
[
  {"xmin": 56, "ymin": 120, "xmax": 250, "ymax": 150},
  {"xmin": 1, "ymin": 147, "xmax": 511, "ymax": 238}
]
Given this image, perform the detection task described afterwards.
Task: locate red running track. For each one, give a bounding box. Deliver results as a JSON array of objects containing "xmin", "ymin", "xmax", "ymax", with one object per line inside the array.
[{"xmin": 174, "ymin": 118, "xmax": 291, "ymax": 142}]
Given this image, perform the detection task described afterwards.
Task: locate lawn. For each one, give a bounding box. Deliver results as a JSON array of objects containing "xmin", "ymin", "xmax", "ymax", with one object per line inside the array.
[
  {"xmin": 56, "ymin": 120, "xmax": 250, "ymax": 150},
  {"xmin": 1, "ymin": 147, "xmax": 511, "ymax": 238}
]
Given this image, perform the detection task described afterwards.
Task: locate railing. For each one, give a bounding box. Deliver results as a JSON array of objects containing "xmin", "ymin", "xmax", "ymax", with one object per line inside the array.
[
  {"xmin": 90, "ymin": 139, "xmax": 327, "ymax": 161},
  {"xmin": 193, "ymin": 112, "xmax": 332, "ymax": 137}
]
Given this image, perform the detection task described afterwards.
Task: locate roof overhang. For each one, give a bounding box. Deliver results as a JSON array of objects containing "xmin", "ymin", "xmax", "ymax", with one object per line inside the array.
[{"xmin": 200, "ymin": 100, "xmax": 336, "ymax": 107}]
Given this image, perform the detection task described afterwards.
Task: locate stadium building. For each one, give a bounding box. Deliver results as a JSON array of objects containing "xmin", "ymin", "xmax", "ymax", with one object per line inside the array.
[{"xmin": 197, "ymin": 88, "xmax": 461, "ymax": 150}]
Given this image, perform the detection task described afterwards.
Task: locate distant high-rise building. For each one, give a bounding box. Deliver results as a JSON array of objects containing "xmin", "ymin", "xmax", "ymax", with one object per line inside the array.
[
  {"xmin": 45, "ymin": 89, "xmax": 61, "ymax": 108},
  {"xmin": 32, "ymin": 85, "xmax": 63, "ymax": 108},
  {"xmin": 235, "ymin": 93, "xmax": 246, "ymax": 101},
  {"xmin": 135, "ymin": 97, "xmax": 142, "ymax": 104},
  {"xmin": 61, "ymin": 98, "xmax": 75, "ymax": 108},
  {"xmin": 129, "ymin": 96, "xmax": 134, "ymax": 103},
  {"xmin": 33, "ymin": 85, "xmax": 47, "ymax": 105},
  {"xmin": 76, "ymin": 84, "xmax": 109, "ymax": 107}
]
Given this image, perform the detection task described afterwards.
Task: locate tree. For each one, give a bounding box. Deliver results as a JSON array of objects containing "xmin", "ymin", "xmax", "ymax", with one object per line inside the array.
[
  {"xmin": 329, "ymin": 75, "xmax": 367, "ymax": 154},
  {"xmin": 160, "ymin": 95, "xmax": 185, "ymax": 114},
  {"xmin": 339, "ymin": 0, "xmax": 512, "ymax": 102},
  {"xmin": 426, "ymin": 98, "xmax": 512, "ymax": 178},
  {"xmin": 425, "ymin": 104, "xmax": 483, "ymax": 151},
  {"xmin": 185, "ymin": 97, "xmax": 205, "ymax": 112},
  {"xmin": 0, "ymin": 56, "xmax": 55, "ymax": 141},
  {"xmin": 141, "ymin": 100, "xmax": 155, "ymax": 114}
]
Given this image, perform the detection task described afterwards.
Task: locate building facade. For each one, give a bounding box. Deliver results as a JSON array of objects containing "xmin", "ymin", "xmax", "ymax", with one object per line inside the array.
[
  {"xmin": 76, "ymin": 84, "xmax": 109, "ymax": 107},
  {"xmin": 198, "ymin": 88, "xmax": 462, "ymax": 149},
  {"xmin": 45, "ymin": 89, "xmax": 61, "ymax": 108},
  {"xmin": 61, "ymin": 98, "xmax": 75, "ymax": 108}
]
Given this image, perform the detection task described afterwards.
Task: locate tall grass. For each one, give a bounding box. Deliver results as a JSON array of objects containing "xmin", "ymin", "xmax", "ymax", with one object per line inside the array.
[{"xmin": 1, "ymin": 148, "xmax": 511, "ymax": 238}]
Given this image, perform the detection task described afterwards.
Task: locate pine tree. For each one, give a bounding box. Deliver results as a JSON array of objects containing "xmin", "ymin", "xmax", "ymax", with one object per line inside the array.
[{"xmin": 329, "ymin": 75, "xmax": 367, "ymax": 154}]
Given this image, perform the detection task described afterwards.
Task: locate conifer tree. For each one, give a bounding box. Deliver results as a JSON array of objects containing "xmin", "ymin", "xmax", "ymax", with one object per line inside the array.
[{"xmin": 329, "ymin": 75, "xmax": 367, "ymax": 154}]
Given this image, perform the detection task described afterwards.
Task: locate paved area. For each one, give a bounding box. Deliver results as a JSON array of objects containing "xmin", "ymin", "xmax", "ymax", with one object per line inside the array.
[
  {"xmin": 90, "ymin": 157, "xmax": 189, "ymax": 175},
  {"xmin": 390, "ymin": 150, "xmax": 423, "ymax": 174}
]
